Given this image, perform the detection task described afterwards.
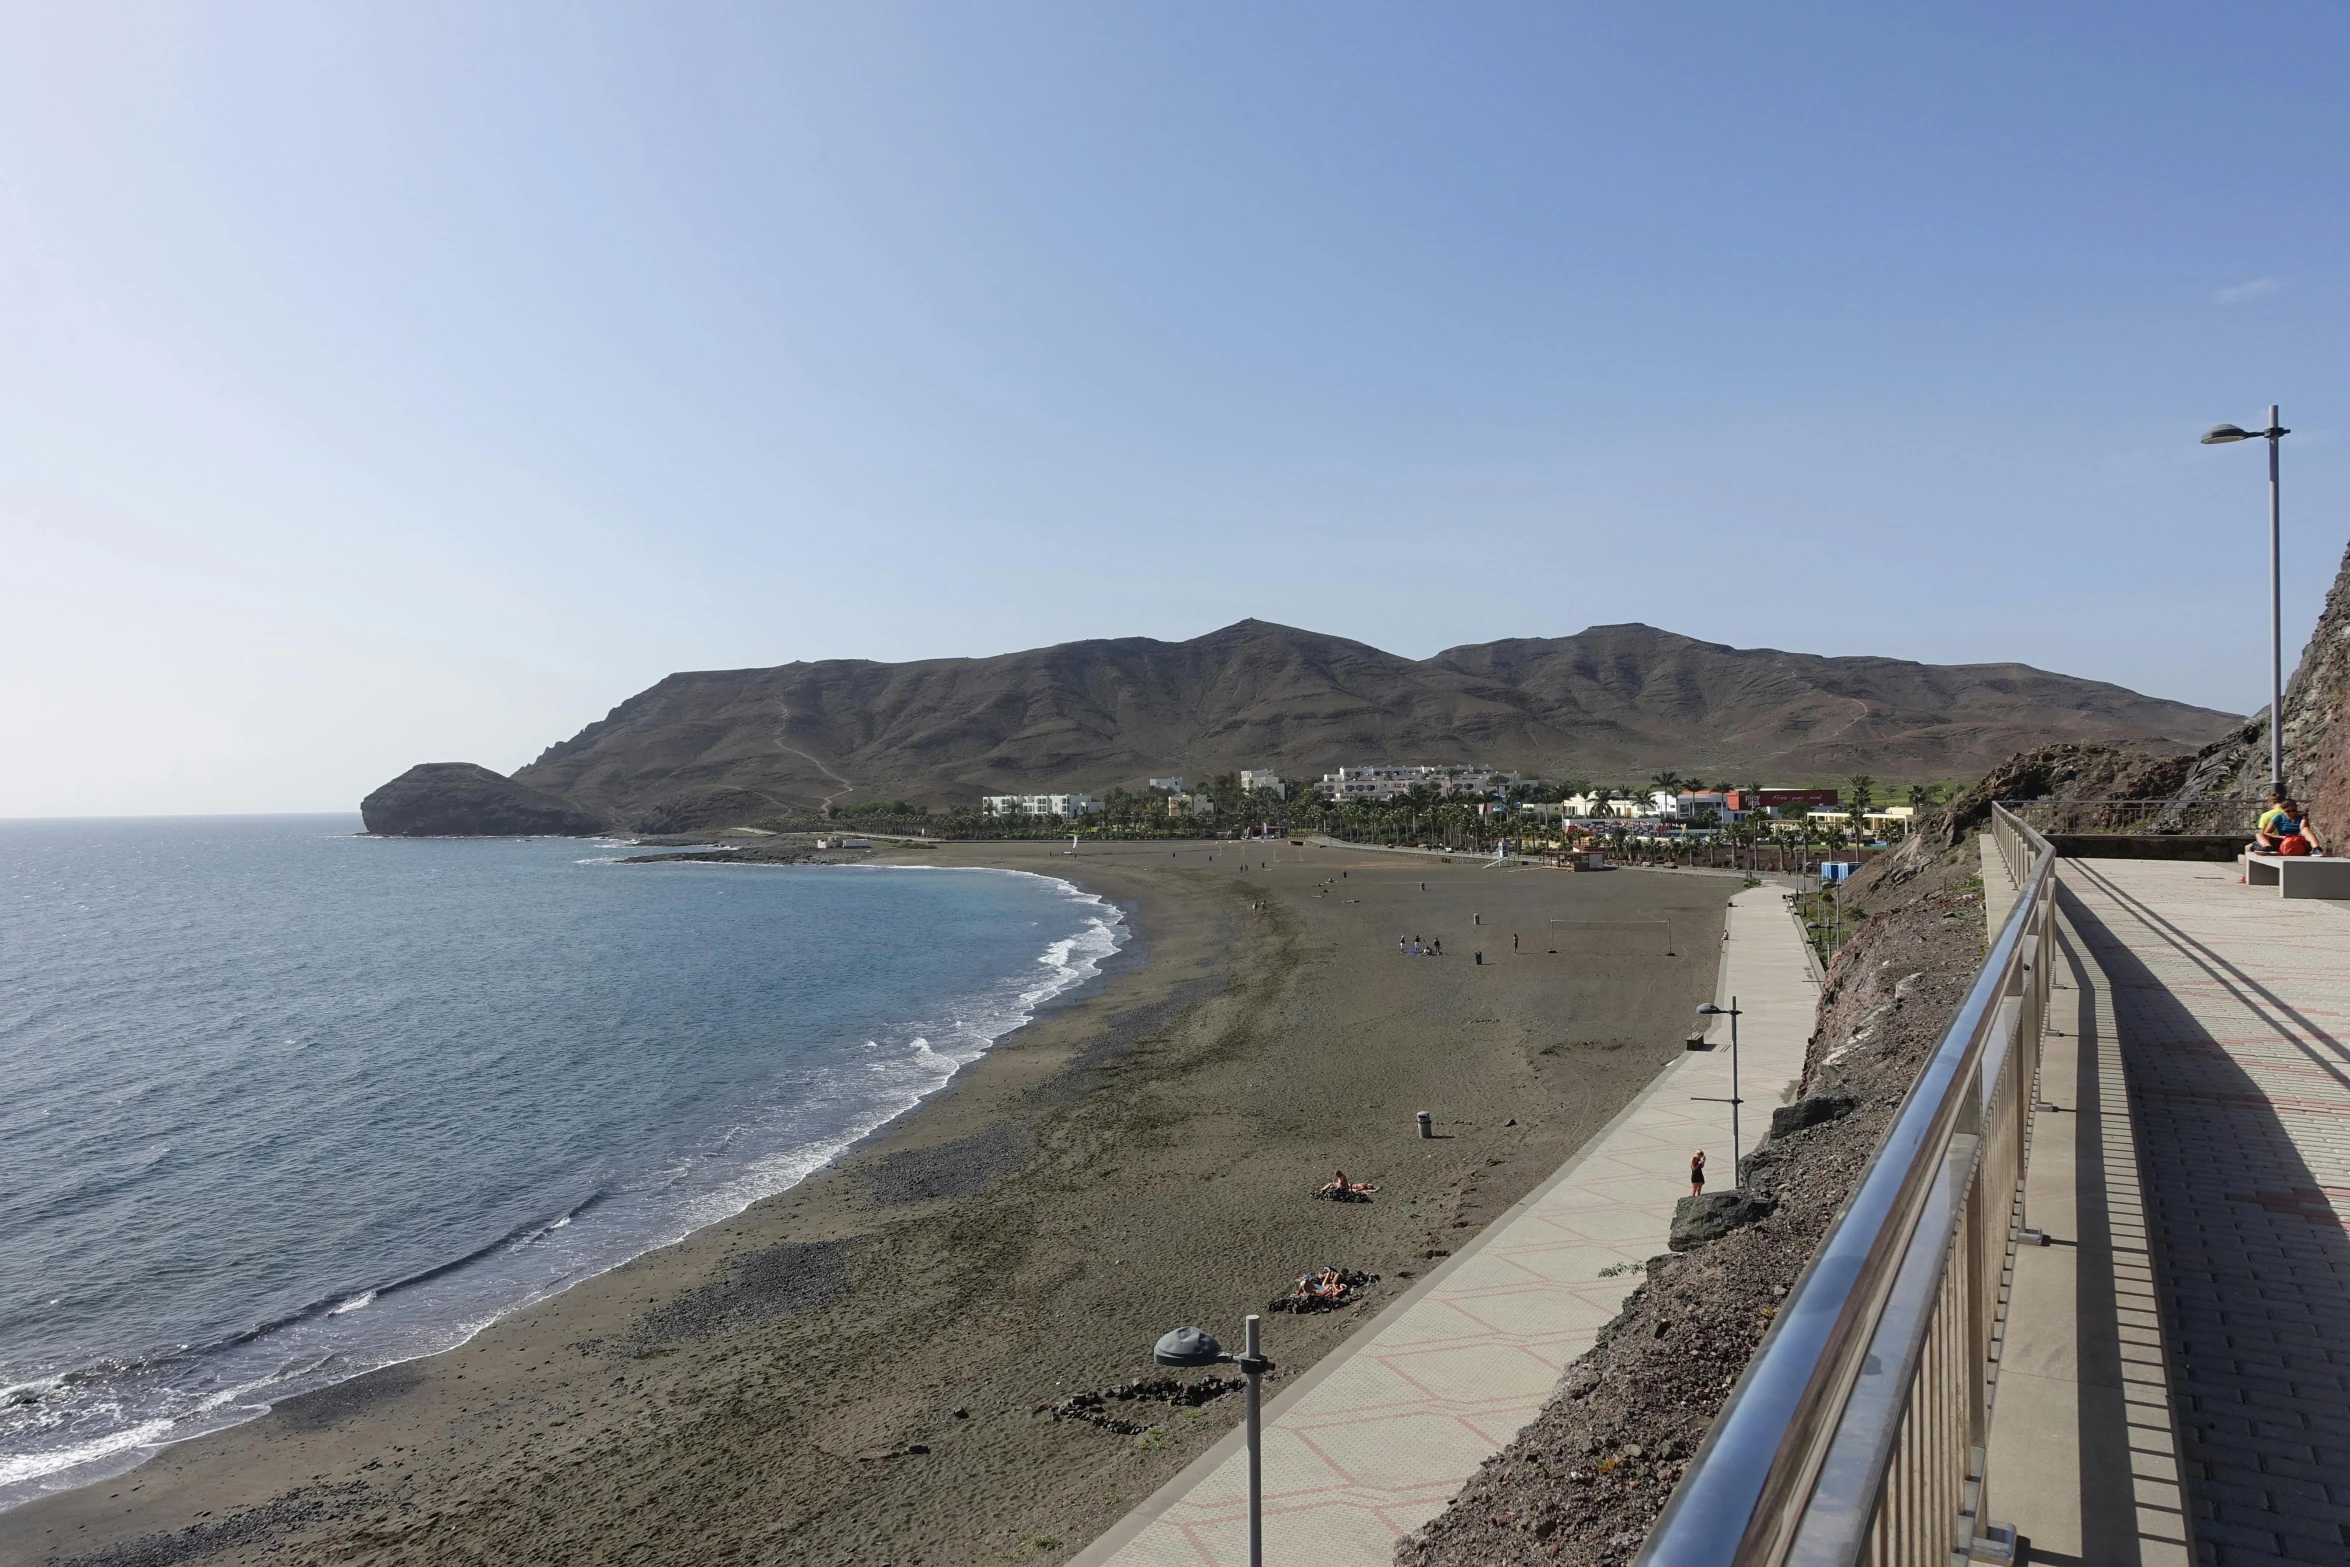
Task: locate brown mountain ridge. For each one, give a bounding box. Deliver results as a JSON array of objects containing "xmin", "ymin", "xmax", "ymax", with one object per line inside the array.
[{"xmin": 360, "ymin": 620, "xmax": 2240, "ymax": 834}]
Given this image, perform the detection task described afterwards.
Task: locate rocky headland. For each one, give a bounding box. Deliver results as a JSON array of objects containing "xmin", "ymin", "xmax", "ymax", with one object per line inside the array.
[{"xmin": 358, "ymin": 762, "xmax": 610, "ymax": 837}]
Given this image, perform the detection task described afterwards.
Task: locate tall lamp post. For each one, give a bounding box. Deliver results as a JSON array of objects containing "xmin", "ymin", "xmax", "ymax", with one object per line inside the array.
[
  {"xmin": 1693, "ymin": 999, "xmax": 1743, "ymax": 1187},
  {"xmin": 1155, "ymin": 1318, "xmax": 1274, "ymax": 1567},
  {"xmin": 2202, "ymin": 407, "xmax": 2293, "ymax": 792}
]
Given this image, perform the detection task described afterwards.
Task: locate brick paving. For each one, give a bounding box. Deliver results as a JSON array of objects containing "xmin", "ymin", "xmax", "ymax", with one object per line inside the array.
[
  {"xmin": 1070, "ymin": 883, "xmax": 1816, "ymax": 1567},
  {"xmin": 2060, "ymin": 860, "xmax": 2350, "ymax": 1567}
]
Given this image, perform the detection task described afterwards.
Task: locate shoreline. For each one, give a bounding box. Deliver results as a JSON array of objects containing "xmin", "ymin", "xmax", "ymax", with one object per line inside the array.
[
  {"xmin": 3, "ymin": 840, "xmax": 1736, "ymax": 1567},
  {"xmin": 0, "ymin": 857, "xmax": 1129, "ymax": 1514}
]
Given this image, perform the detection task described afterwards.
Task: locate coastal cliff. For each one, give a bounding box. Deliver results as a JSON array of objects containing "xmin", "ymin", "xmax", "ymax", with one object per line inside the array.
[{"xmin": 360, "ymin": 762, "xmax": 610, "ymax": 837}]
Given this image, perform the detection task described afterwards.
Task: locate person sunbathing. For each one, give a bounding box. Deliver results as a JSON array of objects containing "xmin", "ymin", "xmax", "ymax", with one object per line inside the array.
[
  {"xmin": 1317, "ymin": 1170, "xmax": 1379, "ymax": 1199},
  {"xmin": 1296, "ymin": 1267, "xmax": 1349, "ymax": 1303}
]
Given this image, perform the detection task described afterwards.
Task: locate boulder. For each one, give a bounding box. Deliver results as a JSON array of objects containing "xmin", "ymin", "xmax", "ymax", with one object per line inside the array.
[
  {"xmin": 1769, "ymin": 1094, "xmax": 1858, "ymax": 1141},
  {"xmin": 360, "ymin": 763, "xmax": 609, "ymax": 837},
  {"xmin": 1668, "ymin": 1191, "xmax": 1774, "ymax": 1252}
]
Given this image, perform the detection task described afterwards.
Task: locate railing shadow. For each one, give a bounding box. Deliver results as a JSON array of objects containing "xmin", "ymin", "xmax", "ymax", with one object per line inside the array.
[{"xmin": 2056, "ymin": 864, "xmax": 2350, "ymax": 1566}]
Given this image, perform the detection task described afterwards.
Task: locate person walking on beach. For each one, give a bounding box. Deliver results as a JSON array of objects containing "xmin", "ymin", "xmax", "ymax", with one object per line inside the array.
[
  {"xmin": 1689, "ymin": 1150, "xmax": 1706, "ymax": 1197},
  {"xmin": 1513, "ymin": 932, "xmax": 1519, "ymax": 951},
  {"xmin": 1399, "ymin": 936, "xmax": 1408, "ymax": 956}
]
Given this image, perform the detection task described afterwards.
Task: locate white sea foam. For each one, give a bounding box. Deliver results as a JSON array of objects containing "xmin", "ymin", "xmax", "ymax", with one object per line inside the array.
[
  {"xmin": 0, "ymin": 1419, "xmax": 174, "ymax": 1488},
  {"xmin": 327, "ymin": 1292, "xmax": 374, "ymax": 1316},
  {"xmin": 0, "ymin": 1378, "xmax": 62, "ymax": 1410}
]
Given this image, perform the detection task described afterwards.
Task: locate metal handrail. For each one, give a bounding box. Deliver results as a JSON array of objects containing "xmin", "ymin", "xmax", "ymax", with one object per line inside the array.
[{"xmin": 1637, "ymin": 804, "xmax": 2055, "ymax": 1567}]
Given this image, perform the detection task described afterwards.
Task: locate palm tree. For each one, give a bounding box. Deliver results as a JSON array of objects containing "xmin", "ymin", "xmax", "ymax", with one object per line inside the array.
[
  {"xmin": 1907, "ymin": 782, "xmax": 1940, "ymax": 812},
  {"xmin": 1651, "ymin": 769, "xmax": 1684, "ymax": 794}
]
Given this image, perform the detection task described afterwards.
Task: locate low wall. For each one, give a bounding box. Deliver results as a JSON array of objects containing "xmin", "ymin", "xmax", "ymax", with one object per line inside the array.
[{"xmin": 2046, "ymin": 834, "xmax": 2243, "ymax": 862}]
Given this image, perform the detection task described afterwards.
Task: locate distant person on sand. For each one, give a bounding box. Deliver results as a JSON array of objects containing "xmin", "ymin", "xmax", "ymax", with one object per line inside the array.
[
  {"xmin": 1690, "ymin": 1150, "xmax": 1706, "ymax": 1196},
  {"xmin": 1430, "ymin": 938, "xmax": 1442, "ymax": 956}
]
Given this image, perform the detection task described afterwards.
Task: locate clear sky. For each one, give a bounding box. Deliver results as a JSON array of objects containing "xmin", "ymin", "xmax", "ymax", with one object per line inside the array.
[{"xmin": 3, "ymin": 4, "xmax": 2344, "ymax": 817}]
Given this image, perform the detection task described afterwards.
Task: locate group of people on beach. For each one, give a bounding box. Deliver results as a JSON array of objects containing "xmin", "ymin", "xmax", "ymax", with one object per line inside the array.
[
  {"xmin": 2251, "ymin": 793, "xmax": 2324, "ymax": 858},
  {"xmin": 1397, "ymin": 935, "xmax": 1442, "ymax": 957}
]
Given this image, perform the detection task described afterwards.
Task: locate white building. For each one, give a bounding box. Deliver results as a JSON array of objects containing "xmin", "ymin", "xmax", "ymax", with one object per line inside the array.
[
  {"xmin": 1562, "ymin": 793, "xmax": 1652, "ymax": 819},
  {"xmin": 982, "ymin": 794, "xmax": 1102, "ymax": 818},
  {"xmin": 1169, "ymin": 793, "xmax": 1215, "ymax": 817},
  {"xmin": 1238, "ymin": 769, "xmax": 1284, "ymax": 796},
  {"xmin": 1147, "ymin": 776, "xmax": 1184, "ymax": 793},
  {"xmin": 1315, "ymin": 764, "xmax": 1508, "ymax": 801},
  {"xmin": 1672, "ymin": 791, "xmax": 1747, "ymax": 823}
]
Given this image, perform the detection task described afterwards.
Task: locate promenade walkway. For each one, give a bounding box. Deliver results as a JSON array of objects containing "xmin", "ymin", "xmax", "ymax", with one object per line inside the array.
[
  {"xmin": 2059, "ymin": 860, "xmax": 2350, "ymax": 1567},
  {"xmin": 1073, "ymin": 883, "xmax": 1816, "ymax": 1567}
]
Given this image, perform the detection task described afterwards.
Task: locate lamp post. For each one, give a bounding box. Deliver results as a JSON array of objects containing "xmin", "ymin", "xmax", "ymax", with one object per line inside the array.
[
  {"xmin": 1694, "ymin": 1000, "xmax": 1743, "ymax": 1186},
  {"xmin": 2202, "ymin": 407, "xmax": 2293, "ymax": 792},
  {"xmin": 1155, "ymin": 1317, "xmax": 1274, "ymax": 1567}
]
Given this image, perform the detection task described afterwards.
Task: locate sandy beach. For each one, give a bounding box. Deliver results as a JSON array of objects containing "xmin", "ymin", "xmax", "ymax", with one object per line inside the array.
[{"xmin": 1, "ymin": 841, "xmax": 1732, "ymax": 1567}]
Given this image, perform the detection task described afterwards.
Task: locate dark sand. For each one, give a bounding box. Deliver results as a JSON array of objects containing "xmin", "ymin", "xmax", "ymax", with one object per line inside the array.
[{"xmin": 1, "ymin": 842, "xmax": 1732, "ymax": 1567}]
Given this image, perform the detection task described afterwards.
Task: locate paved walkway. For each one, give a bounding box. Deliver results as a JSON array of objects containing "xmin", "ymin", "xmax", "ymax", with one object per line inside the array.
[
  {"xmin": 2060, "ymin": 860, "xmax": 2350, "ymax": 1567},
  {"xmin": 1982, "ymin": 900, "xmax": 2191, "ymax": 1567},
  {"xmin": 1073, "ymin": 885, "xmax": 1817, "ymax": 1567}
]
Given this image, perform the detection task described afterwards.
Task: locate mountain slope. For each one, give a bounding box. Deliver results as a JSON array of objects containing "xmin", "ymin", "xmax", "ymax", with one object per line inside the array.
[{"xmin": 482, "ymin": 621, "xmax": 2237, "ymax": 830}]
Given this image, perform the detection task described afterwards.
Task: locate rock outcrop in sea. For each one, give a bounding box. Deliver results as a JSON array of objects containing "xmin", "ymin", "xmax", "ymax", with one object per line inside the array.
[{"xmin": 360, "ymin": 762, "xmax": 610, "ymax": 837}]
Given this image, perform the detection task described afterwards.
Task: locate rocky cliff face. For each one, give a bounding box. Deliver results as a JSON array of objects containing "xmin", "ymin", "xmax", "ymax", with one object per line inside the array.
[
  {"xmin": 360, "ymin": 763, "xmax": 610, "ymax": 837},
  {"xmin": 2159, "ymin": 536, "xmax": 2350, "ymax": 846},
  {"xmin": 1927, "ymin": 743, "xmax": 2197, "ymax": 848}
]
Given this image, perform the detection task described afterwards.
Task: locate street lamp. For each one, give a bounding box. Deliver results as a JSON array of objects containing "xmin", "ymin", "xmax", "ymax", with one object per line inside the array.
[
  {"xmin": 1155, "ymin": 1317, "xmax": 1275, "ymax": 1567},
  {"xmin": 1693, "ymin": 1000, "xmax": 1743, "ymax": 1187},
  {"xmin": 2202, "ymin": 407, "xmax": 2293, "ymax": 792}
]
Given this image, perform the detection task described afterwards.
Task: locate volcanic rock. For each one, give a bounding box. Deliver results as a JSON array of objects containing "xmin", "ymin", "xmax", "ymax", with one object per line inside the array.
[
  {"xmin": 360, "ymin": 762, "xmax": 609, "ymax": 837},
  {"xmin": 1667, "ymin": 1192, "xmax": 1775, "ymax": 1252}
]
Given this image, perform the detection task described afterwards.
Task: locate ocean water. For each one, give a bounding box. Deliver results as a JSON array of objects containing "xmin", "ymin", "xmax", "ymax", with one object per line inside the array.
[{"xmin": 0, "ymin": 816, "xmax": 1123, "ymax": 1509}]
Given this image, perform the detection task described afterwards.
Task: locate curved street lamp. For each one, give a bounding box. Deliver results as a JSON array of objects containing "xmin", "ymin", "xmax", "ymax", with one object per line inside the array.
[
  {"xmin": 1155, "ymin": 1317, "xmax": 1274, "ymax": 1567},
  {"xmin": 1693, "ymin": 999, "xmax": 1743, "ymax": 1187},
  {"xmin": 2202, "ymin": 407, "xmax": 2292, "ymax": 792}
]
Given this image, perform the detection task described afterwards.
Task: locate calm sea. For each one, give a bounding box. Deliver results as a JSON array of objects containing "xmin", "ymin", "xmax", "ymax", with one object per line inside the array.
[{"xmin": 0, "ymin": 816, "xmax": 1122, "ymax": 1508}]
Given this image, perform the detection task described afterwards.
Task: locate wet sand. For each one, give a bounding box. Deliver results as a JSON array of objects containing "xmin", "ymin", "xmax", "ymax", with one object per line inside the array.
[{"xmin": 1, "ymin": 842, "xmax": 1732, "ymax": 1567}]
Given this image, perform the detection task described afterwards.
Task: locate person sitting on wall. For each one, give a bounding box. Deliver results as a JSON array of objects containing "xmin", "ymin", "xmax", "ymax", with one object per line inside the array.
[
  {"xmin": 2253, "ymin": 792, "xmax": 2293, "ymax": 852},
  {"xmin": 2272, "ymin": 800, "xmax": 2322, "ymax": 857}
]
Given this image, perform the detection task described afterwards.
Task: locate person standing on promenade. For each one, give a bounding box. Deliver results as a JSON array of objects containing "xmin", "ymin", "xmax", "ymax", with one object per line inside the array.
[{"xmin": 1689, "ymin": 1150, "xmax": 1706, "ymax": 1197}]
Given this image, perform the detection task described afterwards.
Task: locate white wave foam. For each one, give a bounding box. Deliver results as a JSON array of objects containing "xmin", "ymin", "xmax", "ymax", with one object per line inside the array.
[
  {"xmin": 326, "ymin": 1292, "xmax": 374, "ymax": 1317},
  {"xmin": 0, "ymin": 1378, "xmax": 62, "ymax": 1410},
  {"xmin": 0, "ymin": 1419, "xmax": 174, "ymax": 1488}
]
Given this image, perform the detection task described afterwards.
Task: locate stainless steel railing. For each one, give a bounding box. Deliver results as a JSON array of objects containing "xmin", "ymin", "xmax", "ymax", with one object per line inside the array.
[{"xmin": 1636, "ymin": 804, "xmax": 2054, "ymax": 1567}]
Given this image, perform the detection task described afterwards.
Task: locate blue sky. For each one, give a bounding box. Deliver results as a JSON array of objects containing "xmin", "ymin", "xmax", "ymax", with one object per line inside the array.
[{"xmin": 2, "ymin": 4, "xmax": 2344, "ymax": 815}]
